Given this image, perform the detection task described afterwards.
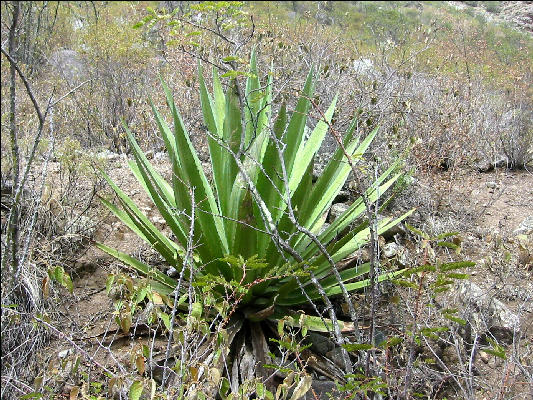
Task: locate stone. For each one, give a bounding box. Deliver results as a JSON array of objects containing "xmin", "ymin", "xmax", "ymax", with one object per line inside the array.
[
  {"xmin": 58, "ymin": 349, "xmax": 73, "ymax": 359},
  {"xmin": 353, "ymin": 58, "xmax": 375, "ymax": 76},
  {"xmin": 327, "ymin": 203, "xmax": 350, "ymax": 223},
  {"xmin": 306, "ymin": 332, "xmax": 335, "ymax": 356},
  {"xmin": 458, "ymin": 281, "xmax": 520, "ymax": 341},
  {"xmin": 475, "ymin": 159, "xmax": 493, "ymax": 172},
  {"xmin": 383, "ymin": 242, "xmax": 399, "ymax": 258},
  {"xmin": 382, "ymin": 242, "xmax": 409, "ymax": 265},
  {"xmin": 49, "ymin": 49, "xmax": 88, "ymax": 83},
  {"xmin": 513, "ymin": 215, "xmax": 533, "ymax": 236},
  {"xmin": 326, "ymin": 347, "xmax": 347, "ymax": 369},
  {"xmin": 475, "ymin": 157, "xmax": 508, "ymax": 172},
  {"xmin": 304, "ymin": 380, "xmax": 341, "ymax": 400}
]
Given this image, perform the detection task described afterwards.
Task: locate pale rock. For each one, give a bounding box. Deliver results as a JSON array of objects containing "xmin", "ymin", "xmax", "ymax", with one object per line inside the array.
[
  {"xmin": 153, "ymin": 151, "xmax": 167, "ymax": 161},
  {"xmin": 328, "ymin": 203, "xmax": 350, "ymax": 223},
  {"xmin": 383, "ymin": 242, "xmax": 399, "ymax": 258},
  {"xmin": 458, "ymin": 281, "xmax": 520, "ymax": 340},
  {"xmin": 58, "ymin": 349, "xmax": 73, "ymax": 359},
  {"xmin": 49, "ymin": 49, "xmax": 88, "ymax": 83},
  {"xmin": 353, "ymin": 58, "xmax": 375, "ymax": 76},
  {"xmin": 382, "ymin": 242, "xmax": 410, "ymax": 266},
  {"xmin": 167, "ymin": 266, "xmax": 178, "ymax": 278},
  {"xmin": 513, "ymin": 215, "xmax": 533, "ymax": 236},
  {"xmin": 152, "ymin": 216, "xmax": 166, "ymax": 225}
]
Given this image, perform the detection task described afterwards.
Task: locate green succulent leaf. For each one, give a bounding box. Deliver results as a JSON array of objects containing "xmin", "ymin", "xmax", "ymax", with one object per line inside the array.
[{"xmin": 99, "ymin": 55, "xmax": 412, "ymax": 327}]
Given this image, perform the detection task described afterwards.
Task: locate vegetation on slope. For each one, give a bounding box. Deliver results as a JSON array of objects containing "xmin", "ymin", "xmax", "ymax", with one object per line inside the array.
[{"xmin": 1, "ymin": 1, "xmax": 531, "ymax": 399}]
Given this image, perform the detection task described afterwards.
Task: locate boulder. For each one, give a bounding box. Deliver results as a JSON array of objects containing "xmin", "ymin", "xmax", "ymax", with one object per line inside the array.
[
  {"xmin": 305, "ymin": 332, "xmax": 335, "ymax": 356},
  {"xmin": 49, "ymin": 49, "xmax": 88, "ymax": 83},
  {"xmin": 475, "ymin": 157, "xmax": 507, "ymax": 172},
  {"xmin": 458, "ymin": 281, "xmax": 520, "ymax": 342}
]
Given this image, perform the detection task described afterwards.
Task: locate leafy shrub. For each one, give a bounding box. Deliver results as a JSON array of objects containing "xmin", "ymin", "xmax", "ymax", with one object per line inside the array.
[{"xmin": 98, "ymin": 53, "xmax": 412, "ymax": 332}]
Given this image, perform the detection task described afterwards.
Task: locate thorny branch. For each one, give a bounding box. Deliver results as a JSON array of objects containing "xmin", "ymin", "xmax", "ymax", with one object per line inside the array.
[{"xmin": 162, "ymin": 187, "xmax": 196, "ymax": 388}]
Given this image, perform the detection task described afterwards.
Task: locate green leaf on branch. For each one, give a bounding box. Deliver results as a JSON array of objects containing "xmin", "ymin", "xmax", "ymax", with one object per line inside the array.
[
  {"xmin": 342, "ymin": 343, "xmax": 373, "ymax": 351},
  {"xmin": 129, "ymin": 380, "xmax": 143, "ymax": 400}
]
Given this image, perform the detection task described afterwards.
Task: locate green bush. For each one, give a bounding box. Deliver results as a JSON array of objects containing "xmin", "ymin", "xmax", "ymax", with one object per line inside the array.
[{"xmin": 98, "ymin": 52, "xmax": 412, "ymax": 331}]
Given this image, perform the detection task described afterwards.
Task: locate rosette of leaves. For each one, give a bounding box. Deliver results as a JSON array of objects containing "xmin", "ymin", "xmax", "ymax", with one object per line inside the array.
[{"xmin": 97, "ymin": 52, "xmax": 412, "ymax": 333}]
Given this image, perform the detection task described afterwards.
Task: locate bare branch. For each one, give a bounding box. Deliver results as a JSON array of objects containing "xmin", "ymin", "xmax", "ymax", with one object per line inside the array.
[
  {"xmin": 162, "ymin": 187, "xmax": 196, "ymax": 388},
  {"xmin": 33, "ymin": 315, "xmax": 117, "ymax": 378}
]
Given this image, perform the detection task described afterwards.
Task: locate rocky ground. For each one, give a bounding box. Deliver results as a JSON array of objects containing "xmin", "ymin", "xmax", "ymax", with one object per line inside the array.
[{"xmin": 452, "ymin": 1, "xmax": 533, "ymax": 34}]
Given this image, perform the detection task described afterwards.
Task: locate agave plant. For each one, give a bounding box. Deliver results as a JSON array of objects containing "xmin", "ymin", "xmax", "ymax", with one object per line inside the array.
[{"xmin": 97, "ymin": 53, "xmax": 412, "ymax": 377}]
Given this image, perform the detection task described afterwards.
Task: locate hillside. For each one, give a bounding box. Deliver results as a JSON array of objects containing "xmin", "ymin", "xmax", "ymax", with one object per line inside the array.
[{"xmin": 1, "ymin": 2, "xmax": 532, "ymax": 399}]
